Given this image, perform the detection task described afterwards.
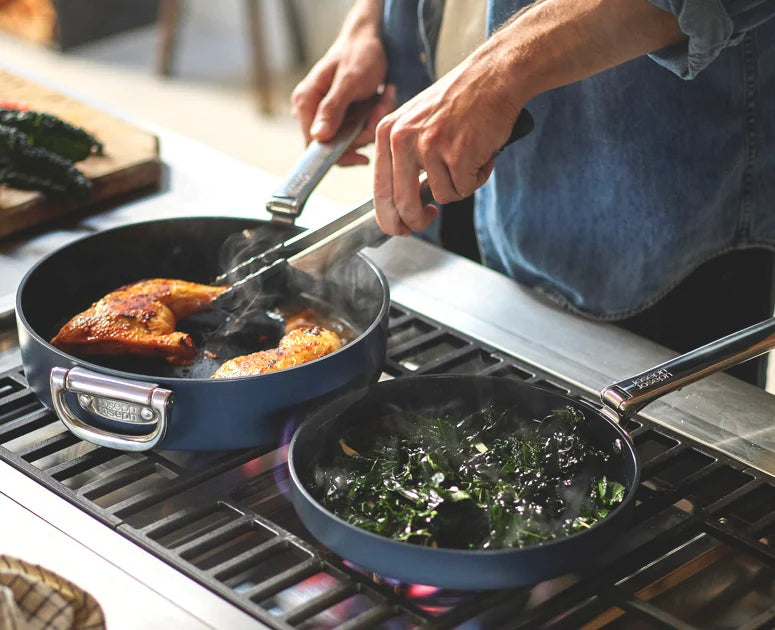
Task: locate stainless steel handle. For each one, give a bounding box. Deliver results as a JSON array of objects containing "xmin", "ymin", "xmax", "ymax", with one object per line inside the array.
[
  {"xmin": 50, "ymin": 366, "xmax": 172, "ymax": 451},
  {"xmin": 284, "ymin": 109, "xmax": 535, "ymax": 274},
  {"xmin": 238, "ymin": 109, "xmax": 535, "ymax": 279},
  {"xmin": 266, "ymin": 97, "xmax": 376, "ymax": 223},
  {"xmin": 286, "ymin": 200, "xmax": 384, "ymax": 277},
  {"xmin": 285, "ymin": 171, "xmax": 435, "ymax": 277},
  {"xmin": 601, "ymin": 317, "xmax": 775, "ymax": 421}
]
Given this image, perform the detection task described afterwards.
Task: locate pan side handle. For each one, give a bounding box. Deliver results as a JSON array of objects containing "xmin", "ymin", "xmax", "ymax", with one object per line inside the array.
[
  {"xmin": 50, "ymin": 367, "xmax": 172, "ymax": 451},
  {"xmin": 601, "ymin": 317, "xmax": 775, "ymax": 421},
  {"xmin": 266, "ymin": 96, "xmax": 378, "ymax": 224}
]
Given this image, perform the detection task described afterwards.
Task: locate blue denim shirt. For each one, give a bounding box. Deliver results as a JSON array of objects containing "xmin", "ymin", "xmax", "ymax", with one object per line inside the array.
[{"xmin": 382, "ymin": 0, "xmax": 775, "ymax": 320}]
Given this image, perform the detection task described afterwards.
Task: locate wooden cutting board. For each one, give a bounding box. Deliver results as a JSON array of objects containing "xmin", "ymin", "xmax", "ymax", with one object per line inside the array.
[{"xmin": 0, "ymin": 69, "xmax": 161, "ymax": 239}]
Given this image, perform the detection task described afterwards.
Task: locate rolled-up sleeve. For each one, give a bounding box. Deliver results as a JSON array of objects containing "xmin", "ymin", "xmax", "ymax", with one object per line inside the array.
[{"xmin": 648, "ymin": 0, "xmax": 775, "ymax": 79}]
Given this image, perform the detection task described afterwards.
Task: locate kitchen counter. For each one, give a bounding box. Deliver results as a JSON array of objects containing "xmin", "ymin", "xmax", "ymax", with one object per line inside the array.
[{"xmin": 1, "ymin": 72, "xmax": 775, "ymax": 627}]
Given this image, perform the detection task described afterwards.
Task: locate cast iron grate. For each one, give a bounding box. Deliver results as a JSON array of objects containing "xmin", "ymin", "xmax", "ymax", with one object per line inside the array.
[{"xmin": 2, "ymin": 304, "xmax": 775, "ymax": 628}]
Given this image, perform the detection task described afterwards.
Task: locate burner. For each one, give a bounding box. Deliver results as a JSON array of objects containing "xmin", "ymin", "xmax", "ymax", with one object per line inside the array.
[{"xmin": 341, "ymin": 559, "xmax": 531, "ymax": 617}]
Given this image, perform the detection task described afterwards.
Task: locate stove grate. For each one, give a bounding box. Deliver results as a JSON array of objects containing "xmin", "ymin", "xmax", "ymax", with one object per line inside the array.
[{"xmin": 1, "ymin": 304, "xmax": 775, "ymax": 629}]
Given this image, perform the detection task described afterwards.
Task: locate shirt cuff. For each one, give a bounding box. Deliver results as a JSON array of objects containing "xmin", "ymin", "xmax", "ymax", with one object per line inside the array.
[{"xmin": 647, "ymin": 0, "xmax": 736, "ymax": 79}]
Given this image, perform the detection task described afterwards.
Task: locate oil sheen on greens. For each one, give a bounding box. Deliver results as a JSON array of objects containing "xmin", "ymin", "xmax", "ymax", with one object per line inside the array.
[{"xmin": 313, "ymin": 405, "xmax": 626, "ymax": 550}]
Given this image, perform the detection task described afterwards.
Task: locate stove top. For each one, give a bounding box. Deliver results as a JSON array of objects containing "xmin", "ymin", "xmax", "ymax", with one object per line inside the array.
[
  {"xmin": 0, "ymin": 94, "xmax": 772, "ymax": 627},
  {"xmin": 2, "ymin": 302, "xmax": 775, "ymax": 629}
]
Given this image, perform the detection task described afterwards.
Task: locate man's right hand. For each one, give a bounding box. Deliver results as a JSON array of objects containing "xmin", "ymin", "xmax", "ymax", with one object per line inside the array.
[{"xmin": 290, "ymin": 0, "xmax": 394, "ymax": 166}]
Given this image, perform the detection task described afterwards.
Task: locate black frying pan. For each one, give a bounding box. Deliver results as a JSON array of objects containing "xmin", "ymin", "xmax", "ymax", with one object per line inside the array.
[
  {"xmin": 17, "ymin": 216, "xmax": 390, "ymax": 451},
  {"xmin": 289, "ymin": 318, "xmax": 775, "ymax": 589},
  {"xmin": 14, "ymin": 102, "xmax": 395, "ymax": 451}
]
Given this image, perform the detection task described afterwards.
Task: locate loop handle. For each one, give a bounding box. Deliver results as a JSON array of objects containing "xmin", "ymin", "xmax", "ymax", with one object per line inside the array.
[{"xmin": 50, "ymin": 366, "xmax": 172, "ymax": 451}]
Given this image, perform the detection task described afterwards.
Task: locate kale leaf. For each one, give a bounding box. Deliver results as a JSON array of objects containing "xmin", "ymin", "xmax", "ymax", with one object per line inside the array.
[{"xmin": 313, "ymin": 405, "xmax": 628, "ymax": 550}]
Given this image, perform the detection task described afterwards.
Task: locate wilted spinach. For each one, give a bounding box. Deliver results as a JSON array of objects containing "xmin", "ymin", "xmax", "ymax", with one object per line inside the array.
[{"xmin": 313, "ymin": 405, "xmax": 627, "ymax": 550}]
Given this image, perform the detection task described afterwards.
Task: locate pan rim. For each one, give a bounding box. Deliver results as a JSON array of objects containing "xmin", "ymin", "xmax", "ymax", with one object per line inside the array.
[
  {"xmin": 288, "ymin": 373, "xmax": 641, "ymax": 559},
  {"xmin": 15, "ymin": 215, "xmax": 390, "ymax": 384}
]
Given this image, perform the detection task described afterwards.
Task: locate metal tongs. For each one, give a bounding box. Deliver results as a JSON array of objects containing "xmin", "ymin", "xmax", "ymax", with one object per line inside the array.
[{"xmin": 215, "ymin": 107, "xmax": 535, "ymax": 306}]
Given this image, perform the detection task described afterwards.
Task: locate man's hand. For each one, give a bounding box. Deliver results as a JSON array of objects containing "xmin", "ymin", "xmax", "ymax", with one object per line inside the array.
[
  {"xmin": 374, "ymin": 48, "xmax": 522, "ymax": 235},
  {"xmin": 290, "ymin": 0, "xmax": 394, "ymax": 166},
  {"xmin": 373, "ymin": 0, "xmax": 685, "ymax": 236}
]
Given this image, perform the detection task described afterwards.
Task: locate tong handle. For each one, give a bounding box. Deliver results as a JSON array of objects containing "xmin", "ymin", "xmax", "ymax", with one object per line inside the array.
[
  {"xmin": 289, "ymin": 109, "xmax": 535, "ymax": 277},
  {"xmin": 287, "ymin": 200, "xmax": 385, "ymax": 277},
  {"xmin": 223, "ymin": 107, "xmax": 532, "ymax": 285},
  {"xmin": 419, "ymin": 107, "xmax": 534, "ymax": 204},
  {"xmin": 266, "ymin": 96, "xmax": 378, "ymax": 224}
]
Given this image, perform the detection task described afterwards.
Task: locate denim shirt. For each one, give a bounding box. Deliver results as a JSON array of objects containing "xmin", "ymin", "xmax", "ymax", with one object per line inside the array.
[{"xmin": 382, "ymin": 0, "xmax": 775, "ymax": 320}]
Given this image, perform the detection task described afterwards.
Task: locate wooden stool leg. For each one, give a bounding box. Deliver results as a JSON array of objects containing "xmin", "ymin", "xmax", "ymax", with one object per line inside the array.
[
  {"xmin": 284, "ymin": 0, "xmax": 307, "ymax": 66},
  {"xmin": 157, "ymin": 0, "xmax": 182, "ymax": 76},
  {"xmin": 246, "ymin": 0, "xmax": 272, "ymax": 115}
]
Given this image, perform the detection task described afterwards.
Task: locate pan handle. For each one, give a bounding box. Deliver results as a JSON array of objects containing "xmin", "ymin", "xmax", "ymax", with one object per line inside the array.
[
  {"xmin": 50, "ymin": 366, "xmax": 172, "ymax": 451},
  {"xmin": 601, "ymin": 317, "xmax": 775, "ymax": 421},
  {"xmin": 266, "ymin": 96, "xmax": 378, "ymax": 224}
]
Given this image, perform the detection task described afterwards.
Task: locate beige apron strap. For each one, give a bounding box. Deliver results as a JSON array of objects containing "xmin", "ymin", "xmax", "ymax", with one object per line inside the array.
[{"xmin": 435, "ymin": 0, "xmax": 488, "ymax": 78}]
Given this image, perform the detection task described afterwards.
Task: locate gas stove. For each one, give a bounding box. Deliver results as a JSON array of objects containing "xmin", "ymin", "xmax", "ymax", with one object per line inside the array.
[
  {"xmin": 1, "ymin": 120, "xmax": 775, "ymax": 629},
  {"xmin": 1, "ymin": 293, "xmax": 775, "ymax": 629}
]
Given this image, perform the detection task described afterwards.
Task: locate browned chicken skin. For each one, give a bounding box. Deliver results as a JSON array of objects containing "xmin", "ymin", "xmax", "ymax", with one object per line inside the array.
[
  {"xmin": 212, "ymin": 326, "xmax": 342, "ymax": 379},
  {"xmin": 51, "ymin": 279, "xmax": 229, "ymax": 365}
]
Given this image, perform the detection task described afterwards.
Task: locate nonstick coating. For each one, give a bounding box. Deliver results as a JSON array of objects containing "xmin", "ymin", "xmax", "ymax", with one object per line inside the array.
[
  {"xmin": 289, "ymin": 375, "xmax": 640, "ymax": 589},
  {"xmin": 17, "ymin": 216, "xmax": 389, "ymax": 450}
]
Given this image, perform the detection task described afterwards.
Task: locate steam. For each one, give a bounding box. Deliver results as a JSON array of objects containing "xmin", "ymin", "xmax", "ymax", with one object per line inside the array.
[
  {"xmin": 185, "ymin": 229, "xmax": 289, "ymax": 362},
  {"xmin": 206, "ymin": 224, "xmax": 383, "ymax": 354}
]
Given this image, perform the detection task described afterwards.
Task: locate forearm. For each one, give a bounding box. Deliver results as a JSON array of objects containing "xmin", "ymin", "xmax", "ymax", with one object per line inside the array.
[
  {"xmin": 337, "ymin": 0, "xmax": 384, "ymax": 41},
  {"xmin": 483, "ymin": 0, "xmax": 686, "ymax": 103}
]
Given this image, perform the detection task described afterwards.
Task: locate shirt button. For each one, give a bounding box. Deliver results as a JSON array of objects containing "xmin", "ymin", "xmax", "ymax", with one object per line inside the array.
[{"xmin": 419, "ymin": 51, "xmax": 427, "ymax": 64}]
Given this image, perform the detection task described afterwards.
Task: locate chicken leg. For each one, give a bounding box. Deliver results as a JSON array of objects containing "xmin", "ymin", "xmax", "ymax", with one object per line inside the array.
[{"xmin": 51, "ymin": 279, "xmax": 229, "ymax": 365}]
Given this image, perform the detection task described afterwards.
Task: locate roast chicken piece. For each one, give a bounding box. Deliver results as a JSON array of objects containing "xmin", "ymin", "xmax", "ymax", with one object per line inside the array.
[
  {"xmin": 51, "ymin": 279, "xmax": 229, "ymax": 365},
  {"xmin": 212, "ymin": 325, "xmax": 342, "ymax": 379}
]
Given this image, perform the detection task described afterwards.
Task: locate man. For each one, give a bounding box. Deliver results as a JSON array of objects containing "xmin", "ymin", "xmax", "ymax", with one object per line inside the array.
[{"xmin": 291, "ymin": 0, "xmax": 775, "ymax": 386}]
